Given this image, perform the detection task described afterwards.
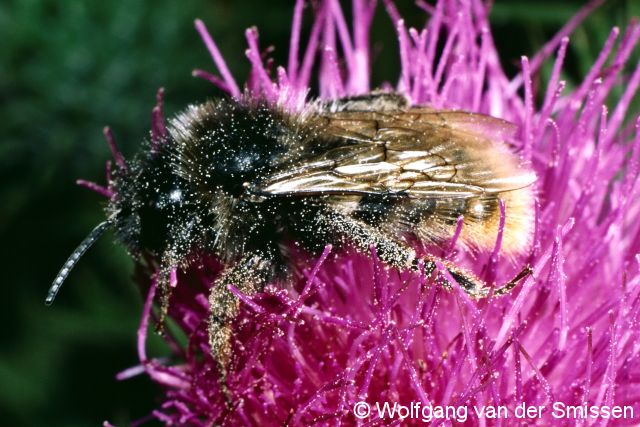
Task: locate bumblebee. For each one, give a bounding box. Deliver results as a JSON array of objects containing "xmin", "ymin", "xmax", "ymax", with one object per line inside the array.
[{"xmin": 47, "ymin": 93, "xmax": 535, "ymax": 366}]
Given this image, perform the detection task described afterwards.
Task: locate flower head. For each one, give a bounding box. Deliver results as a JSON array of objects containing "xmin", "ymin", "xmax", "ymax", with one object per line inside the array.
[{"xmin": 101, "ymin": 0, "xmax": 640, "ymax": 425}]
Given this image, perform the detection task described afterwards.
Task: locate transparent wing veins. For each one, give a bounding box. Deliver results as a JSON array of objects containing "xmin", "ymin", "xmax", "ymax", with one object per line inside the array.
[{"xmin": 255, "ymin": 109, "xmax": 534, "ymax": 199}]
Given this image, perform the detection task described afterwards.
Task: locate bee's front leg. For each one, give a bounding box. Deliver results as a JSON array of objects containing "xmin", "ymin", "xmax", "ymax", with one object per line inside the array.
[{"xmin": 208, "ymin": 254, "xmax": 273, "ymax": 375}]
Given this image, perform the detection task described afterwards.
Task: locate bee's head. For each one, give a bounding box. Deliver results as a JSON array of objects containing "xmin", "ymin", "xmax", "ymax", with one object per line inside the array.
[
  {"xmin": 46, "ymin": 149, "xmax": 193, "ymax": 306},
  {"xmin": 108, "ymin": 149, "xmax": 193, "ymax": 258}
]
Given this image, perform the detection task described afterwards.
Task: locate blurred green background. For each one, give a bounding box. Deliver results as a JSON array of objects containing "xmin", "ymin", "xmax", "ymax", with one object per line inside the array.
[{"xmin": 0, "ymin": 0, "xmax": 637, "ymax": 425}]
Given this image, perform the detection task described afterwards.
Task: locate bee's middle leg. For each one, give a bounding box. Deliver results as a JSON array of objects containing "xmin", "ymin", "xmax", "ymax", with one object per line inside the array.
[{"xmin": 208, "ymin": 254, "xmax": 272, "ymax": 374}]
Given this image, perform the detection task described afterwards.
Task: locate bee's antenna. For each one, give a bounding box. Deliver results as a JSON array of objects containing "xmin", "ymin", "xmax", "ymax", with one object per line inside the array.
[{"xmin": 45, "ymin": 220, "xmax": 112, "ymax": 306}]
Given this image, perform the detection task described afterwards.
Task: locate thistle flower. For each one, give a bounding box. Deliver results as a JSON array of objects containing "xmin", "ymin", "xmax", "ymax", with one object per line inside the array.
[{"xmin": 99, "ymin": 0, "xmax": 640, "ymax": 425}]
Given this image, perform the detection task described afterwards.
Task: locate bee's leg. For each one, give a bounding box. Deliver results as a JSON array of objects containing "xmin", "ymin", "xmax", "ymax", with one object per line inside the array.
[
  {"xmin": 155, "ymin": 267, "xmax": 172, "ymax": 333},
  {"xmin": 155, "ymin": 248, "xmax": 186, "ymax": 333},
  {"xmin": 316, "ymin": 210, "xmax": 416, "ymax": 270},
  {"xmin": 421, "ymin": 255, "xmax": 532, "ymax": 298},
  {"xmin": 155, "ymin": 220, "xmax": 201, "ymax": 332},
  {"xmin": 491, "ymin": 265, "xmax": 533, "ymax": 296},
  {"xmin": 208, "ymin": 254, "xmax": 273, "ymax": 376},
  {"xmin": 318, "ymin": 210, "xmax": 531, "ymax": 298}
]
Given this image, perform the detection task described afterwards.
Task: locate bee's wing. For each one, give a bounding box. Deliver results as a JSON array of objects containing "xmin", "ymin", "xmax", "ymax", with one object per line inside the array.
[
  {"xmin": 406, "ymin": 109, "xmax": 519, "ymax": 144},
  {"xmin": 256, "ymin": 110, "xmax": 534, "ymax": 199}
]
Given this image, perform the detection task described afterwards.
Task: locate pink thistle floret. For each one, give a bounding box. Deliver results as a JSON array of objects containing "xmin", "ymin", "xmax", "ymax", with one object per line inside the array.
[{"xmin": 104, "ymin": 0, "xmax": 640, "ymax": 425}]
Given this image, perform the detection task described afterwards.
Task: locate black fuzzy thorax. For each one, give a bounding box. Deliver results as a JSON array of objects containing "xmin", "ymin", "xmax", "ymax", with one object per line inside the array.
[
  {"xmin": 108, "ymin": 99, "xmax": 327, "ymax": 275},
  {"xmin": 172, "ymin": 100, "xmax": 292, "ymax": 197}
]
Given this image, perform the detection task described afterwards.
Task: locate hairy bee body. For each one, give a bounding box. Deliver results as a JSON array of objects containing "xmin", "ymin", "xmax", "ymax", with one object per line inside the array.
[
  {"xmin": 49, "ymin": 93, "xmax": 535, "ymax": 366},
  {"xmin": 111, "ymin": 95, "xmax": 533, "ymax": 272}
]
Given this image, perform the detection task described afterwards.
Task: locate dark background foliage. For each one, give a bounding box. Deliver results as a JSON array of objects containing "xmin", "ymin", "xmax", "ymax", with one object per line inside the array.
[{"xmin": 0, "ymin": 0, "xmax": 636, "ymax": 425}]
